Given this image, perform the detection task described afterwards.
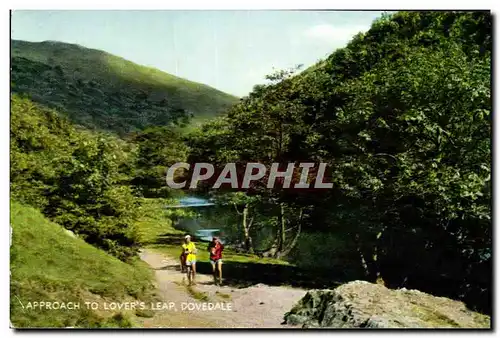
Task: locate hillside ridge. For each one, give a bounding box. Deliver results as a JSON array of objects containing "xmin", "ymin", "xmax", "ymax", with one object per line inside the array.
[{"xmin": 11, "ymin": 39, "xmax": 238, "ymax": 134}]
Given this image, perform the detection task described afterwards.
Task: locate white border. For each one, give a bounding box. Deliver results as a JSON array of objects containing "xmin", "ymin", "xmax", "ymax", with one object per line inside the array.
[
  {"xmin": 2, "ymin": 0, "xmax": 499, "ymax": 10},
  {"xmin": 1, "ymin": 7, "xmax": 11, "ymax": 336}
]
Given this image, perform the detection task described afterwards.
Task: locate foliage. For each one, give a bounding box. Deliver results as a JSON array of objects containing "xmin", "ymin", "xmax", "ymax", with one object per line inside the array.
[
  {"xmin": 134, "ymin": 197, "xmax": 186, "ymax": 245},
  {"xmin": 11, "ymin": 40, "xmax": 238, "ymax": 135},
  {"xmin": 186, "ymin": 11, "xmax": 492, "ymax": 313},
  {"xmin": 11, "ymin": 95, "xmax": 141, "ymax": 260},
  {"xmin": 128, "ymin": 126, "xmax": 189, "ymax": 198}
]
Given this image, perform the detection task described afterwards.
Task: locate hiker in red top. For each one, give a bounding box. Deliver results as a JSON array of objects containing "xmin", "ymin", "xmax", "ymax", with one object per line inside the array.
[{"xmin": 208, "ymin": 237, "xmax": 224, "ymax": 285}]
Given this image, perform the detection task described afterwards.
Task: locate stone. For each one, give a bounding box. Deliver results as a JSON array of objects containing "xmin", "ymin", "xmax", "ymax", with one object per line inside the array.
[{"xmin": 284, "ymin": 280, "xmax": 490, "ymax": 328}]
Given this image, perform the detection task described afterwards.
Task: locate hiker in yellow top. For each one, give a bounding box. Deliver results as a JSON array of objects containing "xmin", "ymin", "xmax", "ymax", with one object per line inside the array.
[{"xmin": 181, "ymin": 235, "xmax": 197, "ymax": 285}]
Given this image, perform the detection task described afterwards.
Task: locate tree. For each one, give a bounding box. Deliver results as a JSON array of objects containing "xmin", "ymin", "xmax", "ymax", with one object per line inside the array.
[
  {"xmin": 130, "ymin": 126, "xmax": 189, "ymax": 198},
  {"xmin": 185, "ymin": 11, "xmax": 492, "ymax": 312},
  {"xmin": 11, "ymin": 95, "xmax": 142, "ymax": 261}
]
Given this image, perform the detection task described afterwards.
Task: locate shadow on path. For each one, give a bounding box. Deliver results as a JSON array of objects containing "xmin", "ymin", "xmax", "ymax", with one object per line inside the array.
[
  {"xmin": 154, "ymin": 264, "xmax": 182, "ymax": 272},
  {"xmin": 152, "ymin": 234, "xmax": 185, "ymax": 246},
  {"xmin": 194, "ymin": 260, "xmax": 347, "ymax": 289}
]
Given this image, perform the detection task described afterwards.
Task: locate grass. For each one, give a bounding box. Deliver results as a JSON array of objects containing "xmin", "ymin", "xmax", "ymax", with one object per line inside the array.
[
  {"xmin": 215, "ymin": 291, "xmax": 232, "ymax": 300},
  {"xmin": 134, "ymin": 308, "xmax": 156, "ymax": 318},
  {"xmin": 11, "ymin": 39, "xmax": 239, "ymax": 135},
  {"xmin": 135, "ymin": 198, "xmax": 185, "ymax": 245},
  {"xmin": 186, "ymin": 286, "xmax": 210, "ymax": 302},
  {"xmin": 10, "ymin": 201, "xmax": 157, "ymax": 328},
  {"xmin": 407, "ymin": 303, "xmax": 460, "ymax": 328},
  {"xmin": 409, "ymin": 303, "xmax": 489, "ymax": 328}
]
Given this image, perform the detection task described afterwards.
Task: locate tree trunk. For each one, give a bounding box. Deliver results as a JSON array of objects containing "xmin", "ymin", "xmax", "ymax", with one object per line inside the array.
[
  {"xmin": 277, "ymin": 208, "xmax": 303, "ymax": 258},
  {"xmin": 355, "ymin": 233, "xmax": 370, "ymax": 277},
  {"xmin": 277, "ymin": 202, "xmax": 286, "ymax": 252},
  {"xmin": 373, "ymin": 227, "xmax": 386, "ymax": 285},
  {"xmin": 260, "ymin": 211, "xmax": 281, "ymax": 258},
  {"xmin": 355, "ymin": 229, "xmax": 386, "ymax": 285},
  {"xmin": 260, "ymin": 237, "xmax": 280, "ymax": 258},
  {"xmin": 242, "ymin": 204, "xmax": 254, "ymax": 253}
]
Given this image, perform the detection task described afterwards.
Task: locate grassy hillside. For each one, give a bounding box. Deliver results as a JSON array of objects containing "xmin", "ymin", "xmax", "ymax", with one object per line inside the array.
[
  {"xmin": 10, "ymin": 201, "xmax": 156, "ymax": 328},
  {"xmin": 11, "ymin": 40, "xmax": 238, "ymax": 134}
]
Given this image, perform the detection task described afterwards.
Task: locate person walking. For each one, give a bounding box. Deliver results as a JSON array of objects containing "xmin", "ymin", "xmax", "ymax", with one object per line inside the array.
[
  {"xmin": 208, "ymin": 236, "xmax": 224, "ymax": 285},
  {"xmin": 181, "ymin": 235, "xmax": 197, "ymax": 285}
]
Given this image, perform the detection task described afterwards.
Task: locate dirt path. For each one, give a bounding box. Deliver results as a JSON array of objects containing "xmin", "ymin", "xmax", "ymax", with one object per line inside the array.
[{"xmin": 137, "ymin": 248, "xmax": 307, "ymax": 328}]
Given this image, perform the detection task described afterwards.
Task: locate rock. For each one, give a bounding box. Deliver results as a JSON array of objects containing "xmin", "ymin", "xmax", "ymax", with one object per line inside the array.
[
  {"xmin": 302, "ymin": 320, "xmax": 321, "ymax": 328},
  {"xmin": 284, "ymin": 280, "xmax": 490, "ymax": 328},
  {"xmin": 285, "ymin": 314, "xmax": 310, "ymax": 326}
]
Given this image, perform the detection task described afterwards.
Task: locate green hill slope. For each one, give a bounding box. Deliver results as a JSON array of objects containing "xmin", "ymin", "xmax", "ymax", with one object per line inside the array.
[
  {"xmin": 11, "ymin": 40, "xmax": 238, "ymax": 134},
  {"xmin": 10, "ymin": 201, "xmax": 156, "ymax": 328}
]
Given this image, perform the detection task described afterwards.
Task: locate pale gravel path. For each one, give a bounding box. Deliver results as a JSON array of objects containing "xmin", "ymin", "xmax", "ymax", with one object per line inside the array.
[{"xmin": 137, "ymin": 248, "xmax": 307, "ymax": 328}]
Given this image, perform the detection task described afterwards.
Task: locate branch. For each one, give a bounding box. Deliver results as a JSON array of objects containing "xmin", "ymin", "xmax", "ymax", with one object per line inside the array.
[
  {"xmin": 247, "ymin": 216, "xmax": 255, "ymax": 231},
  {"xmin": 279, "ymin": 208, "xmax": 304, "ymax": 257},
  {"xmin": 233, "ymin": 203, "xmax": 243, "ymax": 215}
]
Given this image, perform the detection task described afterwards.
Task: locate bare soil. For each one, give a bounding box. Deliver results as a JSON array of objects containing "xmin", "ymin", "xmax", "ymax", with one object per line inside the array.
[{"xmin": 137, "ymin": 248, "xmax": 307, "ymax": 328}]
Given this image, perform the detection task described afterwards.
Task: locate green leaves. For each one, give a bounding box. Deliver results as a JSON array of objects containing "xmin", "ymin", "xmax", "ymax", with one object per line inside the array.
[
  {"xmin": 11, "ymin": 95, "xmax": 141, "ymax": 261},
  {"xmin": 184, "ymin": 11, "xmax": 491, "ymax": 312},
  {"xmin": 130, "ymin": 126, "xmax": 189, "ymax": 198}
]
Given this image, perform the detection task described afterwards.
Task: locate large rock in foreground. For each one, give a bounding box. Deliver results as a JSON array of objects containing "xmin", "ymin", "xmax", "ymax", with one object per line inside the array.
[{"xmin": 284, "ymin": 281, "xmax": 490, "ymax": 328}]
